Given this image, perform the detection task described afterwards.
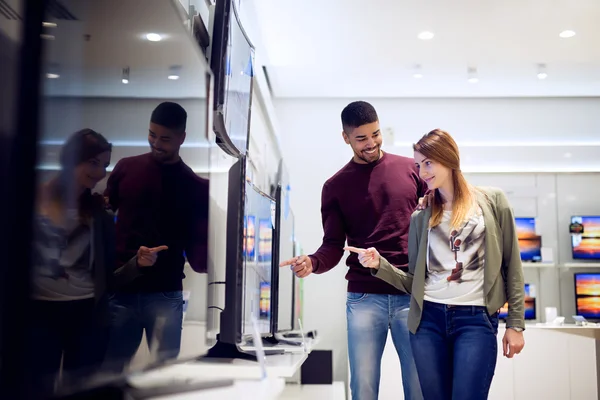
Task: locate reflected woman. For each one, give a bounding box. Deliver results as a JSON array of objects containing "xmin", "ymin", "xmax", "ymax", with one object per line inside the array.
[{"xmin": 29, "ymin": 129, "xmax": 129, "ymax": 396}]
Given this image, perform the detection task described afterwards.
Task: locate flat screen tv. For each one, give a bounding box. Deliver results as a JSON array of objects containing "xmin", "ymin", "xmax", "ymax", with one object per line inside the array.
[
  {"xmin": 515, "ymin": 217, "xmax": 542, "ymax": 262},
  {"xmin": 498, "ymin": 283, "xmax": 536, "ymax": 320},
  {"xmin": 574, "ymin": 273, "xmax": 600, "ymax": 319},
  {"xmin": 210, "ymin": 0, "xmax": 254, "ymax": 157},
  {"xmin": 571, "ymin": 216, "xmax": 600, "ymax": 260}
]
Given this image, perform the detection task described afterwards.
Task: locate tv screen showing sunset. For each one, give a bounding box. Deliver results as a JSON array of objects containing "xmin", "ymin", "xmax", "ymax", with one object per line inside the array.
[
  {"xmin": 571, "ymin": 216, "xmax": 600, "ymax": 260},
  {"xmin": 515, "ymin": 218, "xmax": 541, "ymax": 261},
  {"xmin": 575, "ymin": 273, "xmax": 600, "ymax": 318}
]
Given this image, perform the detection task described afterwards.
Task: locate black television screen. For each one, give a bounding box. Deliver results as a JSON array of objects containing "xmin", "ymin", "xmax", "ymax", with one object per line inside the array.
[
  {"xmin": 571, "ymin": 216, "xmax": 600, "ymax": 260},
  {"xmin": 210, "ymin": 0, "xmax": 254, "ymax": 156}
]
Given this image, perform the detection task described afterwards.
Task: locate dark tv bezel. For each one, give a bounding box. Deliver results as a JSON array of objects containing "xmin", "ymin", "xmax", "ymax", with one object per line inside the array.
[
  {"xmin": 218, "ymin": 156, "xmax": 247, "ymax": 346},
  {"xmin": 574, "ymin": 272, "xmax": 600, "ymax": 319},
  {"xmin": 570, "ymin": 215, "xmax": 600, "ymax": 261},
  {"xmin": 209, "ymin": 0, "xmax": 255, "ymax": 157},
  {"xmin": 270, "ymin": 184, "xmax": 282, "ymax": 335}
]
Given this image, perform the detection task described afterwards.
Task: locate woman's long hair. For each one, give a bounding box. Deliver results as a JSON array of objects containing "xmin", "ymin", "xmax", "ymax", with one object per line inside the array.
[
  {"xmin": 413, "ymin": 129, "xmax": 475, "ymax": 229},
  {"xmin": 49, "ymin": 129, "xmax": 112, "ymax": 219}
]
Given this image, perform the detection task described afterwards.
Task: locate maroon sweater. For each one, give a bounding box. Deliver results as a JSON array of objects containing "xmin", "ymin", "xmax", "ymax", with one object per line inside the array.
[
  {"xmin": 105, "ymin": 153, "xmax": 209, "ymax": 293},
  {"xmin": 309, "ymin": 152, "xmax": 427, "ymax": 294}
]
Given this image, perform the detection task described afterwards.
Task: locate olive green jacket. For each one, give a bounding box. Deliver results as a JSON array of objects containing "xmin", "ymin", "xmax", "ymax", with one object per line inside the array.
[{"xmin": 373, "ymin": 186, "xmax": 525, "ymax": 334}]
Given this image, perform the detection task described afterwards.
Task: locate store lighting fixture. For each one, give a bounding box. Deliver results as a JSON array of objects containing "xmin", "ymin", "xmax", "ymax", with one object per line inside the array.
[
  {"xmin": 418, "ymin": 31, "xmax": 434, "ymax": 40},
  {"xmin": 537, "ymin": 63, "xmax": 548, "ymax": 80},
  {"xmin": 122, "ymin": 67, "xmax": 130, "ymax": 84},
  {"xmin": 559, "ymin": 30, "xmax": 576, "ymax": 38},
  {"xmin": 46, "ymin": 63, "xmax": 59, "ymax": 79},
  {"xmin": 168, "ymin": 65, "xmax": 181, "ymax": 80},
  {"xmin": 413, "ymin": 64, "xmax": 423, "ymax": 79},
  {"xmin": 145, "ymin": 33, "xmax": 162, "ymax": 42},
  {"xmin": 467, "ymin": 67, "xmax": 478, "ymax": 83}
]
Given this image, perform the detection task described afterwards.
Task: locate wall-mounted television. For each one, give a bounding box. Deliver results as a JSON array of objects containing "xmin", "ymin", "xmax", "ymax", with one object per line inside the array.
[
  {"xmin": 210, "ymin": 0, "xmax": 254, "ymax": 157},
  {"xmin": 574, "ymin": 273, "xmax": 600, "ymax": 319},
  {"xmin": 515, "ymin": 217, "xmax": 542, "ymax": 262},
  {"xmin": 498, "ymin": 283, "xmax": 536, "ymax": 320},
  {"xmin": 571, "ymin": 216, "xmax": 600, "ymax": 260}
]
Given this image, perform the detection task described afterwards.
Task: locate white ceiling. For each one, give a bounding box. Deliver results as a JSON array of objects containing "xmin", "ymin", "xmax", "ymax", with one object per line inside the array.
[
  {"xmin": 251, "ymin": 0, "xmax": 600, "ymax": 98},
  {"xmin": 40, "ymin": 0, "xmax": 211, "ymax": 98}
]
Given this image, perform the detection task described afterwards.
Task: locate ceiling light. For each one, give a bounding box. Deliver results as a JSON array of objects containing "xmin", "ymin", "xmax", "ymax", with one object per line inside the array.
[
  {"xmin": 145, "ymin": 33, "xmax": 162, "ymax": 42},
  {"xmin": 559, "ymin": 30, "xmax": 576, "ymax": 38},
  {"xmin": 412, "ymin": 64, "xmax": 423, "ymax": 79},
  {"xmin": 122, "ymin": 67, "xmax": 130, "ymax": 84},
  {"xmin": 46, "ymin": 63, "xmax": 59, "ymax": 79},
  {"xmin": 418, "ymin": 31, "xmax": 434, "ymax": 40},
  {"xmin": 42, "ymin": 22, "xmax": 57, "ymax": 28},
  {"xmin": 40, "ymin": 34, "xmax": 55, "ymax": 40},
  {"xmin": 537, "ymin": 63, "xmax": 548, "ymax": 80},
  {"xmin": 168, "ymin": 65, "xmax": 181, "ymax": 80},
  {"xmin": 467, "ymin": 67, "xmax": 478, "ymax": 83}
]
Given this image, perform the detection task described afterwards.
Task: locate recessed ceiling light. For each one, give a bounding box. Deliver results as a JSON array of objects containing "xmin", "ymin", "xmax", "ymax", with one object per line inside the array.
[
  {"xmin": 42, "ymin": 22, "xmax": 57, "ymax": 28},
  {"xmin": 122, "ymin": 79, "xmax": 129, "ymax": 84},
  {"xmin": 467, "ymin": 67, "xmax": 478, "ymax": 83},
  {"xmin": 413, "ymin": 73, "xmax": 423, "ymax": 79},
  {"xmin": 168, "ymin": 75, "xmax": 180, "ymax": 80},
  {"xmin": 145, "ymin": 33, "xmax": 162, "ymax": 42},
  {"xmin": 559, "ymin": 30, "xmax": 576, "ymax": 38},
  {"xmin": 537, "ymin": 72, "xmax": 548, "ymax": 80},
  {"xmin": 40, "ymin": 34, "xmax": 55, "ymax": 40},
  {"xmin": 418, "ymin": 31, "xmax": 434, "ymax": 40},
  {"xmin": 46, "ymin": 73, "xmax": 59, "ymax": 79}
]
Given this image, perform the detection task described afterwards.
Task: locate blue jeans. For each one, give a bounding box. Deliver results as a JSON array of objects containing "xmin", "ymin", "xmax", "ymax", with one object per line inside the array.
[
  {"xmin": 347, "ymin": 292, "xmax": 422, "ymax": 400},
  {"xmin": 410, "ymin": 301, "xmax": 499, "ymax": 400},
  {"xmin": 103, "ymin": 291, "xmax": 183, "ymax": 373}
]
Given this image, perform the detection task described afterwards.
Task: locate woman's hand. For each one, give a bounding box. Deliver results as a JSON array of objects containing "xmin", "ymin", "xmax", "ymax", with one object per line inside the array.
[{"xmin": 345, "ymin": 246, "xmax": 381, "ymax": 270}]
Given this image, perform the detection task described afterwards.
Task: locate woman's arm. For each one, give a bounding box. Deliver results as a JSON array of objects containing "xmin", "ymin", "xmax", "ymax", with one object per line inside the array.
[
  {"xmin": 371, "ymin": 257, "xmax": 413, "ymax": 294},
  {"xmin": 495, "ymin": 190, "xmax": 526, "ymax": 329}
]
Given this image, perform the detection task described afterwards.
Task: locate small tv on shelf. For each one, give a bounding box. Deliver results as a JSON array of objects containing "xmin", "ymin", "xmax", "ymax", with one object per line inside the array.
[
  {"xmin": 571, "ymin": 216, "xmax": 600, "ymax": 260},
  {"xmin": 574, "ymin": 273, "xmax": 600, "ymax": 319},
  {"xmin": 498, "ymin": 283, "xmax": 536, "ymax": 320},
  {"xmin": 515, "ymin": 217, "xmax": 542, "ymax": 262}
]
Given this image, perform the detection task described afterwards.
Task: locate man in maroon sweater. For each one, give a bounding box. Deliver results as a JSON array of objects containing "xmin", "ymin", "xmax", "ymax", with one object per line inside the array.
[
  {"xmin": 103, "ymin": 102, "xmax": 209, "ymax": 372},
  {"xmin": 281, "ymin": 101, "xmax": 425, "ymax": 400}
]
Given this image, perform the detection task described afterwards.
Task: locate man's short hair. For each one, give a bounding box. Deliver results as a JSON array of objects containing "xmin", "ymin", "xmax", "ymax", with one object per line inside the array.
[
  {"xmin": 341, "ymin": 101, "xmax": 378, "ymax": 133},
  {"xmin": 150, "ymin": 102, "xmax": 187, "ymax": 132}
]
